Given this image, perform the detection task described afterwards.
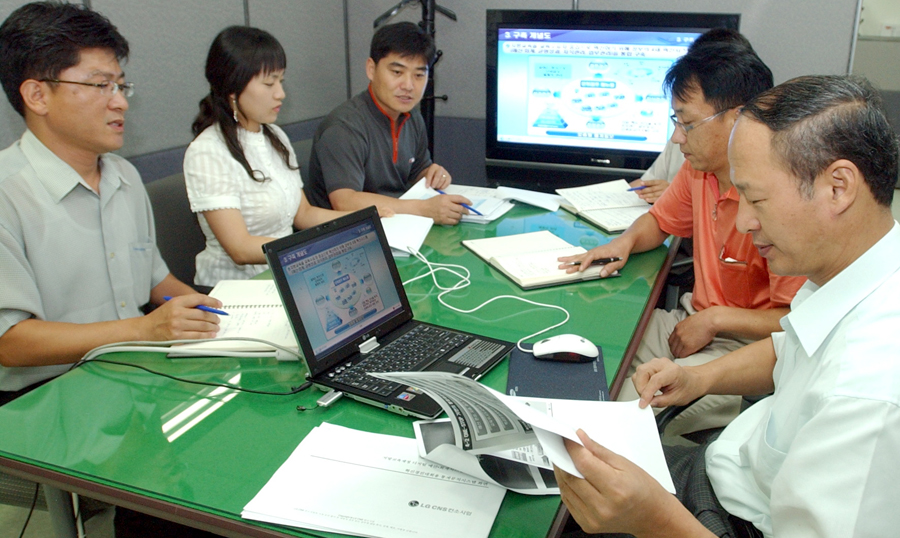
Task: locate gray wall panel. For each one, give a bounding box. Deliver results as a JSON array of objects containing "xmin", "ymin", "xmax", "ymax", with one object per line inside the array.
[
  {"xmin": 248, "ymin": 1, "xmax": 347, "ymax": 123},
  {"xmin": 854, "ymin": 37, "xmax": 900, "ymax": 91},
  {"xmin": 0, "ymin": 0, "xmax": 31, "ymax": 151},
  {"xmin": 91, "ymin": 0, "xmax": 245, "ymax": 157}
]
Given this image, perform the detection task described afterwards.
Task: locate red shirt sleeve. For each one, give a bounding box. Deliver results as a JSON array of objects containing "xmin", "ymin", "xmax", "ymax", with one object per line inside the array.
[{"xmin": 649, "ymin": 160, "xmax": 695, "ymax": 238}]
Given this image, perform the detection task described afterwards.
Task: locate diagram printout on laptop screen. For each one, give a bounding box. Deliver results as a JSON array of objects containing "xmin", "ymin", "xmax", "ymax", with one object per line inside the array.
[{"xmin": 275, "ymin": 218, "xmax": 403, "ymax": 360}]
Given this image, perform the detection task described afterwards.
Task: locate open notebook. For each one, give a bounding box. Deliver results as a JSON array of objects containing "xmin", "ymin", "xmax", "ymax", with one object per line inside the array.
[
  {"xmin": 557, "ymin": 179, "xmax": 651, "ymax": 233},
  {"xmin": 167, "ymin": 280, "xmax": 297, "ymax": 358},
  {"xmin": 462, "ymin": 230, "xmax": 617, "ymax": 290}
]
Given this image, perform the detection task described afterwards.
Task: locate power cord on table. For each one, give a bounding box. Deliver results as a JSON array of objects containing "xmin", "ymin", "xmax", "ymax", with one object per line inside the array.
[{"xmin": 402, "ymin": 247, "xmax": 570, "ymax": 352}]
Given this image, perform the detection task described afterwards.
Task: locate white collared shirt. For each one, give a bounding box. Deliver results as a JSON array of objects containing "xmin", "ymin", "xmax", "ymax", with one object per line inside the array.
[
  {"xmin": 0, "ymin": 131, "xmax": 168, "ymax": 390},
  {"xmin": 706, "ymin": 221, "xmax": 900, "ymax": 537},
  {"xmin": 184, "ymin": 124, "xmax": 302, "ymax": 286}
]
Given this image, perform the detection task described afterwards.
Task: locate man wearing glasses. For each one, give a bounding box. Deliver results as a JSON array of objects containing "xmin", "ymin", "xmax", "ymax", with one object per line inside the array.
[
  {"xmin": 561, "ymin": 42, "xmax": 805, "ymax": 438},
  {"xmin": 0, "ymin": 2, "xmax": 222, "ymax": 406}
]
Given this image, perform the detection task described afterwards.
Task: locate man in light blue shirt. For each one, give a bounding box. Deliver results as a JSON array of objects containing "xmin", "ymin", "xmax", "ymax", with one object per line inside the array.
[
  {"xmin": 0, "ymin": 2, "xmax": 221, "ymax": 399},
  {"xmin": 555, "ymin": 75, "xmax": 900, "ymax": 537}
]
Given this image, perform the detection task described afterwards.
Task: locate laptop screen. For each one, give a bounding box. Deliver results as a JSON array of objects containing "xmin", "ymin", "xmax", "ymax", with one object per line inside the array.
[{"xmin": 273, "ymin": 216, "xmax": 405, "ymax": 360}]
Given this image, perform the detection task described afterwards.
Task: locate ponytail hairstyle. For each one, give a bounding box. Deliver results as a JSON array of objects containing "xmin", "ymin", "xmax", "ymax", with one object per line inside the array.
[{"xmin": 192, "ymin": 26, "xmax": 295, "ymax": 182}]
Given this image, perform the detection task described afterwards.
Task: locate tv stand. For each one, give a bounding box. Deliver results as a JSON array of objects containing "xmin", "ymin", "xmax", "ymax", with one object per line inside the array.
[{"xmin": 485, "ymin": 159, "xmax": 644, "ymax": 193}]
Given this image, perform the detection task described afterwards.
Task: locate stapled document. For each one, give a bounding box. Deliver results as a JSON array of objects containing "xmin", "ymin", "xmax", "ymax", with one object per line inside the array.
[{"xmin": 242, "ymin": 422, "xmax": 505, "ymax": 538}]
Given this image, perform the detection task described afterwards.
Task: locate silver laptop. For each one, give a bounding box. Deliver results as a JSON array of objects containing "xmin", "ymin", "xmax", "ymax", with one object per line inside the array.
[{"xmin": 264, "ymin": 206, "xmax": 513, "ymax": 419}]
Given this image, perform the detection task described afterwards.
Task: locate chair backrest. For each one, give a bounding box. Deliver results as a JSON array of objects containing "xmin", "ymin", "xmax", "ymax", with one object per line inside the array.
[
  {"xmin": 145, "ymin": 173, "xmax": 206, "ymax": 285},
  {"xmin": 292, "ymin": 138, "xmax": 314, "ymax": 182}
]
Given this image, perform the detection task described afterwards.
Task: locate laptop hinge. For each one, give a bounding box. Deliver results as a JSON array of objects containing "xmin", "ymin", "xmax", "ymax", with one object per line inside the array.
[{"xmin": 359, "ymin": 337, "xmax": 380, "ymax": 355}]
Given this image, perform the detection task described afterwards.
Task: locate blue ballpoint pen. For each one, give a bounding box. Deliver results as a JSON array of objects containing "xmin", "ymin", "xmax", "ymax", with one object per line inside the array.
[
  {"xmin": 627, "ymin": 185, "xmax": 647, "ymax": 191},
  {"xmin": 163, "ymin": 296, "xmax": 228, "ymax": 316},
  {"xmin": 434, "ymin": 188, "xmax": 483, "ymax": 216}
]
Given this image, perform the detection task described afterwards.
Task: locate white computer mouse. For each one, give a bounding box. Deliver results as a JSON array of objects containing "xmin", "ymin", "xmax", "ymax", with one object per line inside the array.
[{"xmin": 532, "ymin": 334, "xmax": 599, "ymax": 363}]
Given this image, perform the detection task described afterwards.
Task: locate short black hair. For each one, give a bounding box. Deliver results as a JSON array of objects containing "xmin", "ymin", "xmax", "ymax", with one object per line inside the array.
[
  {"xmin": 370, "ymin": 21, "xmax": 435, "ymax": 65},
  {"xmin": 690, "ymin": 27, "xmax": 753, "ymax": 52},
  {"xmin": 0, "ymin": 1, "xmax": 129, "ymax": 117},
  {"xmin": 664, "ymin": 41, "xmax": 773, "ymax": 112},
  {"xmin": 741, "ymin": 75, "xmax": 898, "ymax": 207}
]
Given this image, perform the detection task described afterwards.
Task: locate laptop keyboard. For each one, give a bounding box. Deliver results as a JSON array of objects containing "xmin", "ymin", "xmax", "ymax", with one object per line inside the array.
[{"xmin": 330, "ymin": 325, "xmax": 503, "ymax": 397}]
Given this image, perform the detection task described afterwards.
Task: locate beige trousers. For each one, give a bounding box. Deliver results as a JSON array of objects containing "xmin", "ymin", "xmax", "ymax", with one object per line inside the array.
[{"xmin": 617, "ymin": 294, "xmax": 754, "ymax": 438}]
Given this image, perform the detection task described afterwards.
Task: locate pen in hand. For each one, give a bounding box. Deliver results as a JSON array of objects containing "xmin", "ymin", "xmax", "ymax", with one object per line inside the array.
[
  {"xmin": 163, "ymin": 296, "xmax": 228, "ymax": 316},
  {"xmin": 434, "ymin": 188, "xmax": 483, "ymax": 216},
  {"xmin": 627, "ymin": 185, "xmax": 647, "ymax": 192},
  {"xmin": 567, "ymin": 257, "xmax": 622, "ymax": 266}
]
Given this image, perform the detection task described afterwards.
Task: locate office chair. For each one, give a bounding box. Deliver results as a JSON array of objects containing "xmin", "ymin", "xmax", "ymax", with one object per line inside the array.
[
  {"xmin": 145, "ymin": 173, "xmax": 206, "ymax": 288},
  {"xmin": 292, "ymin": 138, "xmax": 314, "ymax": 181},
  {"xmin": 662, "ymin": 236, "xmax": 695, "ymax": 311}
]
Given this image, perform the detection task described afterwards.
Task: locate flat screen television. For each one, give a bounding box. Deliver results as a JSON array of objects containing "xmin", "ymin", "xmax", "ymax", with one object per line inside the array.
[{"xmin": 486, "ymin": 10, "xmax": 740, "ymax": 189}]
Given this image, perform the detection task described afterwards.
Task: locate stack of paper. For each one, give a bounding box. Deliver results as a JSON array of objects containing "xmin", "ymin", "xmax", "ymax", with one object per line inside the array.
[
  {"xmin": 431, "ymin": 183, "xmax": 564, "ymax": 213},
  {"xmin": 400, "ymin": 179, "xmax": 564, "ymax": 224},
  {"xmin": 401, "ymin": 178, "xmax": 514, "ymax": 223},
  {"xmin": 381, "ymin": 213, "xmax": 433, "ymax": 258},
  {"xmin": 556, "ymin": 179, "xmax": 651, "ymax": 233},
  {"xmin": 242, "ymin": 423, "xmax": 505, "ymax": 538}
]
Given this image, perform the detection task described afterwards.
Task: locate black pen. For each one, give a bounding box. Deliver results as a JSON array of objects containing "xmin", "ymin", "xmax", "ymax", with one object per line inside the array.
[{"xmin": 568, "ymin": 257, "xmax": 622, "ymax": 266}]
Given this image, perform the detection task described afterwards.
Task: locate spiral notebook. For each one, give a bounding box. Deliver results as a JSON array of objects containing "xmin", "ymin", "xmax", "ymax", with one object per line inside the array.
[{"xmin": 167, "ymin": 280, "xmax": 298, "ymax": 358}]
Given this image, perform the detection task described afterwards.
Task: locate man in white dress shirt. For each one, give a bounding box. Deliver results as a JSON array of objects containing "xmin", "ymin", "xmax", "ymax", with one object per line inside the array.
[
  {"xmin": 555, "ymin": 74, "xmax": 900, "ymax": 537},
  {"xmin": 0, "ymin": 2, "xmax": 222, "ymax": 402}
]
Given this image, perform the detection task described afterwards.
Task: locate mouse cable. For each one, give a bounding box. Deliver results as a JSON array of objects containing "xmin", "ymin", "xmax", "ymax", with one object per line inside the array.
[{"xmin": 402, "ymin": 247, "xmax": 570, "ymax": 352}]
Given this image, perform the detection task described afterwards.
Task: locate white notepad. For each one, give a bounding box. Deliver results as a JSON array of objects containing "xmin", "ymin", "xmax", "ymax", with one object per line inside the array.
[
  {"xmin": 167, "ymin": 280, "xmax": 297, "ymax": 358},
  {"xmin": 381, "ymin": 213, "xmax": 433, "ymax": 257},
  {"xmin": 462, "ymin": 230, "xmax": 615, "ymax": 290}
]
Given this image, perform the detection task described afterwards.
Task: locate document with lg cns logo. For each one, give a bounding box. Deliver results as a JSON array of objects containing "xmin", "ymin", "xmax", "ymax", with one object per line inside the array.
[{"xmin": 242, "ymin": 422, "xmax": 505, "ymax": 538}]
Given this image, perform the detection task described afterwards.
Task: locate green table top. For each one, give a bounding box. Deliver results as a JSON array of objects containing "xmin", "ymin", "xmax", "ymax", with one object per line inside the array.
[{"xmin": 0, "ymin": 206, "xmax": 671, "ymax": 538}]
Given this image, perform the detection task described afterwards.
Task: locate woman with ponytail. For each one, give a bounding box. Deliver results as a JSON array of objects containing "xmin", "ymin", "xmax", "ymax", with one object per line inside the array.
[{"xmin": 184, "ymin": 26, "xmax": 354, "ymax": 286}]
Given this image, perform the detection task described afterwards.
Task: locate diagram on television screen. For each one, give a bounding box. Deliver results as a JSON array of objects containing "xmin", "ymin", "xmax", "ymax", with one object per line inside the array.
[
  {"xmin": 303, "ymin": 248, "xmax": 385, "ymax": 340},
  {"xmin": 526, "ymin": 55, "xmax": 671, "ymax": 145}
]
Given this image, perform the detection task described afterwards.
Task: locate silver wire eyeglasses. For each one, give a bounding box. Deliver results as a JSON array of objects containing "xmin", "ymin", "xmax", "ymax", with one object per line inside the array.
[
  {"xmin": 40, "ymin": 79, "xmax": 135, "ymax": 98},
  {"xmin": 669, "ymin": 108, "xmax": 728, "ymax": 134}
]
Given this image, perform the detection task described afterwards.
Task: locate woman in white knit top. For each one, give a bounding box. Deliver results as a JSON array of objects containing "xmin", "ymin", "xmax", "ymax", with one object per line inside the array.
[{"xmin": 184, "ymin": 26, "xmax": 346, "ymax": 287}]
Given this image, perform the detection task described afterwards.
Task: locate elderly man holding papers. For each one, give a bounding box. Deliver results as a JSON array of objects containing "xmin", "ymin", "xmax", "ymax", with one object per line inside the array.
[{"xmin": 557, "ymin": 75, "xmax": 900, "ymax": 538}]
